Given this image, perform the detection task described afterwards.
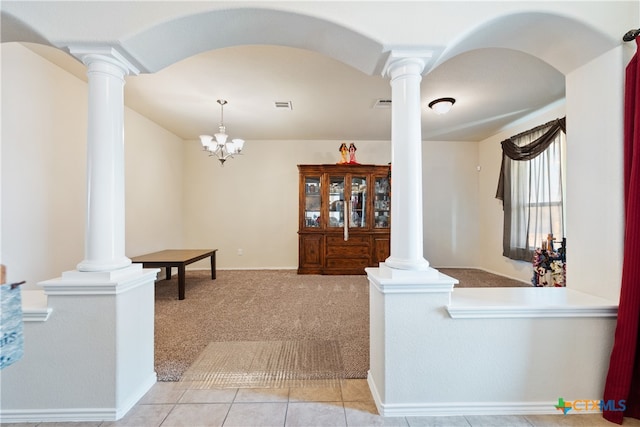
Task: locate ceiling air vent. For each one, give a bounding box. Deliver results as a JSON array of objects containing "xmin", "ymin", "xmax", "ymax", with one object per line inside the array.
[
  {"xmin": 274, "ymin": 101, "xmax": 293, "ymax": 110},
  {"xmin": 373, "ymin": 99, "xmax": 392, "ymax": 109}
]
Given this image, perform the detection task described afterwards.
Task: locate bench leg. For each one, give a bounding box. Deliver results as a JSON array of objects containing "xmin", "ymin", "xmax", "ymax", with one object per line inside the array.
[
  {"xmin": 165, "ymin": 267, "xmax": 171, "ymax": 281},
  {"xmin": 211, "ymin": 252, "xmax": 216, "ymax": 280}
]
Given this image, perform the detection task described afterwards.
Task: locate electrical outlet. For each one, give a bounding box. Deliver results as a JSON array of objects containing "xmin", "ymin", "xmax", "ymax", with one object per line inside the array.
[{"xmin": 237, "ymin": 248, "xmax": 243, "ymax": 256}]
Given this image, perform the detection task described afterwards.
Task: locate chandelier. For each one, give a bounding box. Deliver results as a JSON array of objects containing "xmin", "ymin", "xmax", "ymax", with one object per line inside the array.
[{"xmin": 199, "ymin": 99, "xmax": 245, "ymax": 165}]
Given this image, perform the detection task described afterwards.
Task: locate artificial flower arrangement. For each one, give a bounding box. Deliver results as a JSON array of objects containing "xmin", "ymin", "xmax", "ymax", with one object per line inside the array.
[{"xmin": 532, "ymin": 236, "xmax": 566, "ymax": 287}]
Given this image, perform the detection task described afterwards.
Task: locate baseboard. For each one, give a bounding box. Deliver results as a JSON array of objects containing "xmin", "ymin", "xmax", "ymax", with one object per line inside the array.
[
  {"xmin": 376, "ymin": 401, "xmax": 593, "ymax": 417},
  {"xmin": 367, "ymin": 372, "xmax": 593, "ymax": 417},
  {"xmin": 478, "ymin": 267, "xmax": 530, "ymax": 285},
  {"xmin": 0, "ymin": 372, "xmax": 156, "ymax": 423},
  {"xmin": 116, "ymin": 371, "xmax": 157, "ymax": 420},
  {"xmin": 0, "ymin": 408, "xmax": 118, "ymax": 423},
  {"xmin": 189, "ymin": 267, "xmax": 298, "ymax": 271}
]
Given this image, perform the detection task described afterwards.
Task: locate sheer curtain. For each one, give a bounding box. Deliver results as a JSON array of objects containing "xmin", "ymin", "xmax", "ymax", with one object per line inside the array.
[{"xmin": 496, "ymin": 118, "xmax": 567, "ymax": 261}]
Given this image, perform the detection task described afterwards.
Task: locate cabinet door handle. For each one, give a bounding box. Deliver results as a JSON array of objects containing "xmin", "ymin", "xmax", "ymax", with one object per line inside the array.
[{"xmin": 343, "ymin": 199, "xmax": 349, "ymax": 241}]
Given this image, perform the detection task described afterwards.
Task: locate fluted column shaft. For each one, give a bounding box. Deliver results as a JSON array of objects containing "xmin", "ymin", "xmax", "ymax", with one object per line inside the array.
[
  {"xmin": 384, "ymin": 56, "xmax": 430, "ymax": 271},
  {"xmin": 70, "ymin": 48, "xmax": 138, "ymax": 272}
]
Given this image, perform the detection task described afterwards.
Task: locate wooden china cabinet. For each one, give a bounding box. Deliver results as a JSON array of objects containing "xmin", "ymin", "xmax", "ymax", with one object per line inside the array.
[{"xmin": 297, "ymin": 164, "xmax": 391, "ymax": 275}]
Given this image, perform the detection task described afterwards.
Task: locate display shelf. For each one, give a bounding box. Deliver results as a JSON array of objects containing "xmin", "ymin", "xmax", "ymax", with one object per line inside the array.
[{"xmin": 298, "ymin": 164, "xmax": 390, "ymax": 275}]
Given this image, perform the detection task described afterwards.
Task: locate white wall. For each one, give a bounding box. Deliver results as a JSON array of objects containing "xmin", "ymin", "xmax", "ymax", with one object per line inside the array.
[
  {"xmin": 182, "ymin": 137, "xmax": 483, "ymax": 270},
  {"xmin": 368, "ymin": 276, "xmax": 617, "ymax": 416},
  {"xmin": 182, "ymin": 139, "xmax": 392, "ymax": 269},
  {"xmin": 1, "ymin": 43, "xmax": 86, "ymax": 288},
  {"xmin": 1, "ymin": 43, "xmax": 184, "ymax": 288},
  {"xmin": 565, "ymin": 46, "xmax": 627, "ymax": 301},
  {"xmin": 424, "ymin": 140, "xmax": 480, "ymax": 268},
  {"xmin": 124, "ymin": 107, "xmax": 184, "ymax": 257}
]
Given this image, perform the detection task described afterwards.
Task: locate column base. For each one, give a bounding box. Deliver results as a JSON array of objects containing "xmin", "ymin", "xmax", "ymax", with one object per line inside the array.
[
  {"xmin": 366, "ymin": 262, "xmax": 456, "ymax": 293},
  {"xmin": 40, "ymin": 264, "xmax": 158, "ymax": 296},
  {"xmin": 384, "ymin": 256, "xmax": 431, "ymax": 271},
  {"xmin": 77, "ymin": 256, "xmax": 132, "ymax": 273}
]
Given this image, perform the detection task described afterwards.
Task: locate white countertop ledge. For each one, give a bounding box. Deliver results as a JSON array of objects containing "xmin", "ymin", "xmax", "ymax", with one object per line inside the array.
[{"xmin": 447, "ymin": 287, "xmax": 618, "ymax": 319}]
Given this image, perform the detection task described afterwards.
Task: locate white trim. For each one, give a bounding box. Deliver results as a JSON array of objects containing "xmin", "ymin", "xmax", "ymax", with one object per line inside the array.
[
  {"xmin": 68, "ymin": 45, "xmax": 140, "ymax": 75},
  {"xmin": 447, "ymin": 287, "xmax": 618, "ymax": 319},
  {"xmin": 367, "ymin": 372, "xmax": 599, "ymax": 417},
  {"xmin": 0, "ymin": 373, "xmax": 156, "ymax": 423},
  {"xmin": 40, "ymin": 266, "xmax": 158, "ymax": 296},
  {"xmin": 366, "ymin": 266, "xmax": 458, "ymax": 294},
  {"xmin": 369, "ymin": 280, "xmax": 455, "ymax": 294},
  {"xmin": 116, "ymin": 372, "xmax": 157, "ymax": 420},
  {"xmin": 21, "ymin": 290, "xmax": 51, "ymax": 322},
  {"xmin": 0, "ymin": 408, "xmax": 118, "ymax": 423},
  {"xmin": 22, "ymin": 307, "xmax": 52, "ymax": 322},
  {"xmin": 376, "ymin": 401, "xmax": 598, "ymax": 417},
  {"xmin": 446, "ymin": 306, "xmax": 617, "ymax": 318},
  {"xmin": 367, "ymin": 371, "xmax": 384, "ymax": 415}
]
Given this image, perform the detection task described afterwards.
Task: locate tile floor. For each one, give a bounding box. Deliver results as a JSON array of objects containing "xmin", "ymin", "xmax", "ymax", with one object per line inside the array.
[{"xmin": 5, "ymin": 379, "xmax": 640, "ymax": 427}]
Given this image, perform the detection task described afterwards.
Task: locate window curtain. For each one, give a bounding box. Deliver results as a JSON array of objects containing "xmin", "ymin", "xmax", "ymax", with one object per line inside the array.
[
  {"xmin": 495, "ymin": 117, "xmax": 566, "ymax": 261},
  {"xmin": 603, "ymin": 37, "xmax": 640, "ymax": 425}
]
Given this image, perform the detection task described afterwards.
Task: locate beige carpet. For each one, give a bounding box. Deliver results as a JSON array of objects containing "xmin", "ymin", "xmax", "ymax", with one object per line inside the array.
[
  {"xmin": 155, "ymin": 270, "xmax": 369, "ymax": 382},
  {"xmin": 154, "ymin": 268, "xmax": 528, "ymax": 382},
  {"xmin": 438, "ymin": 268, "xmax": 530, "ymax": 288}
]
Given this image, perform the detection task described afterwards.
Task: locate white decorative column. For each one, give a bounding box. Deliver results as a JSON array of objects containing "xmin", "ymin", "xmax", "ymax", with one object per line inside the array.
[
  {"xmin": 5, "ymin": 47, "xmax": 160, "ymax": 422},
  {"xmin": 366, "ymin": 50, "xmax": 458, "ymax": 416},
  {"xmin": 383, "ymin": 52, "xmax": 431, "ymax": 271},
  {"xmin": 71, "ymin": 47, "xmax": 136, "ymax": 272}
]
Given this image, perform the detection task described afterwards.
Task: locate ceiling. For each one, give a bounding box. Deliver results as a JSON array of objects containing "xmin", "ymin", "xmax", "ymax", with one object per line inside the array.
[
  {"xmin": 6, "ymin": 1, "xmax": 626, "ymax": 143},
  {"xmin": 24, "ymin": 41, "xmax": 566, "ymax": 142}
]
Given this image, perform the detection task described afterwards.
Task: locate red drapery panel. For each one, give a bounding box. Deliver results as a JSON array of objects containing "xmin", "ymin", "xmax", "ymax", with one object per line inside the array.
[{"xmin": 603, "ymin": 38, "xmax": 640, "ymax": 424}]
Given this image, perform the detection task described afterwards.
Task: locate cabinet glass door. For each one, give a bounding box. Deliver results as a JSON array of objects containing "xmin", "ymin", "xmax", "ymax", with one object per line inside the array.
[
  {"xmin": 328, "ymin": 176, "xmax": 345, "ymax": 228},
  {"xmin": 350, "ymin": 176, "xmax": 367, "ymax": 228},
  {"xmin": 373, "ymin": 176, "xmax": 390, "ymax": 228},
  {"xmin": 304, "ymin": 176, "xmax": 321, "ymax": 228}
]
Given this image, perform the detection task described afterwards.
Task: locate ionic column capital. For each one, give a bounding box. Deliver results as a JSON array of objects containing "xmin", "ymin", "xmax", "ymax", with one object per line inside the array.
[
  {"xmin": 68, "ymin": 45, "xmax": 140, "ymax": 78},
  {"xmin": 382, "ymin": 49, "xmax": 434, "ymax": 79}
]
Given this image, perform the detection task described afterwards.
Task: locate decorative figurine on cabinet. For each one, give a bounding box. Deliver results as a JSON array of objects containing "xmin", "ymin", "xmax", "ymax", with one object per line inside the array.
[
  {"xmin": 348, "ymin": 143, "xmax": 359, "ymax": 164},
  {"xmin": 338, "ymin": 143, "xmax": 348, "ymax": 164}
]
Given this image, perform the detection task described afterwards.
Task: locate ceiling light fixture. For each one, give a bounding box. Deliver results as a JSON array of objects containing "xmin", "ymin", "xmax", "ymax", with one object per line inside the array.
[
  {"xmin": 199, "ymin": 99, "xmax": 245, "ymax": 165},
  {"xmin": 428, "ymin": 97, "xmax": 456, "ymax": 115}
]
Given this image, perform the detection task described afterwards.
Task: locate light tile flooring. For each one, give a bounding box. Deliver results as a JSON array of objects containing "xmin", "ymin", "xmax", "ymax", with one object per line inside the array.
[{"xmin": 6, "ymin": 379, "xmax": 640, "ymax": 426}]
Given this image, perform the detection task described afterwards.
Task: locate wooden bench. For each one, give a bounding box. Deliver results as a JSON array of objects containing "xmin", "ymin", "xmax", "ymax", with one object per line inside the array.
[{"xmin": 131, "ymin": 249, "xmax": 217, "ymax": 300}]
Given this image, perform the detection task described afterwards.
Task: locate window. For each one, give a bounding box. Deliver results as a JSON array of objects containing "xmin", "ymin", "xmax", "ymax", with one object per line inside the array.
[{"xmin": 496, "ymin": 118, "xmax": 566, "ymax": 262}]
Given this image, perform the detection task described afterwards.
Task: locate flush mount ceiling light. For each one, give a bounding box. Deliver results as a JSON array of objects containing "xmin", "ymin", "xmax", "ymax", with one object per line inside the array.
[
  {"xmin": 428, "ymin": 97, "xmax": 456, "ymax": 115},
  {"xmin": 199, "ymin": 99, "xmax": 245, "ymax": 166}
]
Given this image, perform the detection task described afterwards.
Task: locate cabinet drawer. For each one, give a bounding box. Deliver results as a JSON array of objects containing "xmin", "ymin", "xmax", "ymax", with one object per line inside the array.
[
  {"xmin": 326, "ymin": 235, "xmax": 369, "ymax": 245},
  {"xmin": 326, "ymin": 258, "xmax": 370, "ymax": 269},
  {"xmin": 326, "ymin": 244, "xmax": 370, "ymax": 257}
]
